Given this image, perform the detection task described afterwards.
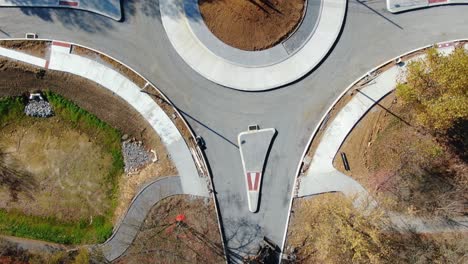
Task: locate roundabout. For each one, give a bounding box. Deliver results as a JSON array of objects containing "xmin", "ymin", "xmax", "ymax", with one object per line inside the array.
[
  {"xmin": 0, "ymin": 0, "xmax": 467, "ymax": 262},
  {"xmin": 161, "ymin": 0, "xmax": 344, "ymax": 90}
]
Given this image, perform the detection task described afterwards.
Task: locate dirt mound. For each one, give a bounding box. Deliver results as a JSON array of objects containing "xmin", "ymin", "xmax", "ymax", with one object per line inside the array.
[{"xmin": 199, "ymin": 0, "xmax": 305, "ymax": 51}]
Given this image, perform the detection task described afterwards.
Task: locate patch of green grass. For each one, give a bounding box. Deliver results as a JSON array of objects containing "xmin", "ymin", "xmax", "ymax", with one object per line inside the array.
[
  {"xmin": 0, "ymin": 209, "xmax": 112, "ymax": 245},
  {"xmin": 44, "ymin": 91, "xmax": 124, "ymax": 198},
  {"xmin": 0, "ymin": 96, "xmax": 25, "ymax": 124},
  {"xmin": 0, "ymin": 92, "xmax": 124, "ymax": 244}
]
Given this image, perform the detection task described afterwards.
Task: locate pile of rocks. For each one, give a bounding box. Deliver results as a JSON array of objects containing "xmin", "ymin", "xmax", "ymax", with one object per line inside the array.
[
  {"xmin": 24, "ymin": 100, "xmax": 54, "ymax": 118},
  {"xmin": 122, "ymin": 139, "xmax": 154, "ymax": 173}
]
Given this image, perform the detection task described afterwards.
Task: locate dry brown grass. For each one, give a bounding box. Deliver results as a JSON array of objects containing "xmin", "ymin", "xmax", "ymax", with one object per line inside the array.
[
  {"xmin": 0, "ymin": 40, "xmax": 49, "ymax": 58},
  {"xmin": 0, "ymin": 116, "xmax": 115, "ymax": 221},
  {"xmin": 116, "ymin": 195, "xmax": 224, "ymax": 264}
]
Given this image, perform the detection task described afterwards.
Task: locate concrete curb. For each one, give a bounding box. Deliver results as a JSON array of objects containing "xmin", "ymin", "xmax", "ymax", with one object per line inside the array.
[
  {"xmin": 386, "ymin": 0, "xmax": 468, "ymax": 13},
  {"xmin": 280, "ymin": 39, "xmax": 468, "ymax": 258},
  {"xmin": 0, "ymin": 38, "xmax": 209, "ymax": 198},
  {"xmin": 160, "ymin": 0, "xmax": 346, "ymax": 91},
  {"xmin": 0, "ymin": 38, "xmax": 228, "ymax": 261},
  {"xmin": 0, "ymin": 0, "xmax": 122, "ymax": 21}
]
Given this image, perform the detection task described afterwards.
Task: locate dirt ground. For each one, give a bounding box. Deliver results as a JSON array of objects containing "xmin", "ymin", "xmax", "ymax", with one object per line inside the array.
[
  {"xmin": 199, "ymin": 0, "xmax": 305, "ymax": 51},
  {"xmin": 332, "ymin": 93, "xmax": 400, "ymax": 185},
  {"xmin": 0, "ymin": 58, "xmax": 177, "ymax": 223},
  {"xmin": 0, "ymin": 40, "xmax": 49, "ymax": 59},
  {"xmin": 115, "ymin": 195, "xmax": 224, "ymax": 264},
  {"xmin": 0, "ymin": 115, "xmax": 115, "ymax": 221}
]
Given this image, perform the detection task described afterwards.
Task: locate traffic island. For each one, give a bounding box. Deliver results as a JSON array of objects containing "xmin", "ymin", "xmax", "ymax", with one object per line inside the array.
[{"xmin": 238, "ymin": 126, "xmax": 276, "ymax": 213}]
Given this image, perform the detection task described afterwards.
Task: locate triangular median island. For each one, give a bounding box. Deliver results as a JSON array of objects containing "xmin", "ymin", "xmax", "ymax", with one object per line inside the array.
[{"xmin": 238, "ymin": 127, "xmax": 276, "ymax": 213}]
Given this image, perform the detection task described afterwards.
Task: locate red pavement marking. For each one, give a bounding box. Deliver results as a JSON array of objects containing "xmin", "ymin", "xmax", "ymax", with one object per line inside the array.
[
  {"xmin": 247, "ymin": 172, "xmax": 261, "ymax": 191},
  {"xmin": 428, "ymin": 0, "xmax": 447, "ymax": 4},
  {"xmin": 253, "ymin": 172, "xmax": 260, "ymax": 191},
  {"xmin": 58, "ymin": 1, "xmax": 79, "ymax": 7},
  {"xmin": 52, "ymin": 41, "xmax": 71, "ymax": 48},
  {"xmin": 45, "ymin": 60, "xmax": 49, "ymax": 69},
  {"xmin": 247, "ymin": 172, "xmax": 253, "ymax": 191}
]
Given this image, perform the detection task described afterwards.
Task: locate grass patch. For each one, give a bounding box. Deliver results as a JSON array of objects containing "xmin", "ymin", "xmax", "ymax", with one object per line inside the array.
[
  {"xmin": 0, "ymin": 92, "xmax": 124, "ymax": 244},
  {"xmin": 0, "ymin": 209, "xmax": 112, "ymax": 245},
  {"xmin": 44, "ymin": 90, "xmax": 124, "ymax": 197},
  {"xmin": 0, "ymin": 96, "xmax": 25, "ymax": 124}
]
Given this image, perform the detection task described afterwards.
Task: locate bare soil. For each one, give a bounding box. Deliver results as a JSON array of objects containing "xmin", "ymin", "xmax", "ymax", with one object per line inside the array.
[
  {"xmin": 199, "ymin": 0, "xmax": 305, "ymax": 51},
  {"xmin": 0, "ymin": 58, "xmax": 177, "ymax": 223},
  {"xmin": 0, "ymin": 40, "xmax": 49, "ymax": 59},
  {"xmin": 115, "ymin": 195, "xmax": 224, "ymax": 264},
  {"xmin": 0, "ymin": 116, "xmax": 115, "ymax": 221}
]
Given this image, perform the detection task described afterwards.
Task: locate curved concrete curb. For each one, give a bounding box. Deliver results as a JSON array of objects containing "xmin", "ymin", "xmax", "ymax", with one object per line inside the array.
[
  {"xmin": 100, "ymin": 176, "xmax": 184, "ymax": 261},
  {"xmin": 0, "ymin": 40, "xmax": 209, "ymax": 198},
  {"xmin": 184, "ymin": 0, "xmax": 322, "ymax": 67},
  {"xmin": 160, "ymin": 0, "xmax": 346, "ymax": 91},
  {"xmin": 0, "ymin": 0, "xmax": 122, "ymax": 21},
  {"xmin": 387, "ymin": 0, "xmax": 468, "ymax": 13},
  {"xmin": 296, "ymin": 39, "xmax": 465, "ymax": 198},
  {"xmin": 280, "ymin": 39, "xmax": 467, "ymax": 256},
  {"xmin": 0, "ymin": 38, "xmax": 228, "ymax": 261}
]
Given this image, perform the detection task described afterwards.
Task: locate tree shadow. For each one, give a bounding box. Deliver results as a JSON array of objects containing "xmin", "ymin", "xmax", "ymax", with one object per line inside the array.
[
  {"xmin": 222, "ymin": 217, "xmax": 264, "ymax": 262},
  {"xmin": 0, "ymin": 151, "xmax": 37, "ymax": 202},
  {"xmin": 3, "ymin": 0, "xmax": 119, "ymax": 33},
  {"xmin": 445, "ymin": 119, "xmax": 467, "ymax": 162},
  {"xmin": 125, "ymin": 0, "xmax": 198, "ymax": 23},
  {"xmin": 352, "ymin": 0, "xmax": 403, "ymax": 30}
]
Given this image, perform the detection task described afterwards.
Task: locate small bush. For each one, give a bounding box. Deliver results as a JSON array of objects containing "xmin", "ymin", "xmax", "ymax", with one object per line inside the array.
[{"xmin": 0, "ymin": 96, "xmax": 25, "ymax": 124}]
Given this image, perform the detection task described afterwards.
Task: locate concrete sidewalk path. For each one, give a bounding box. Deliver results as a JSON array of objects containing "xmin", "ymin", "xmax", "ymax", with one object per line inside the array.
[
  {"xmin": 297, "ymin": 42, "xmax": 463, "ymax": 203},
  {"xmin": 100, "ymin": 176, "xmax": 184, "ymax": 261},
  {"xmin": 297, "ymin": 65, "xmax": 401, "ymax": 203},
  {"xmin": 0, "ymin": 0, "xmax": 122, "ymax": 20},
  {"xmin": 389, "ymin": 213, "xmax": 468, "ymax": 233},
  {"xmin": 0, "ymin": 42, "xmax": 210, "ymax": 198},
  {"xmin": 160, "ymin": 0, "xmax": 346, "ymax": 91}
]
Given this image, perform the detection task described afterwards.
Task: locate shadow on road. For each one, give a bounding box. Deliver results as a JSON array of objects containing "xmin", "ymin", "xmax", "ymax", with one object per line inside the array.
[
  {"xmin": 177, "ymin": 108, "xmax": 239, "ymax": 149},
  {"xmin": 354, "ymin": 0, "xmax": 403, "ymax": 30},
  {"xmin": 223, "ymin": 217, "xmax": 262, "ymax": 262}
]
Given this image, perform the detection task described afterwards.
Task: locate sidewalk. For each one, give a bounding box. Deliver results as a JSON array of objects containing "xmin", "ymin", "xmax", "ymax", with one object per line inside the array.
[
  {"xmin": 0, "ymin": 0, "xmax": 122, "ymax": 20},
  {"xmin": 100, "ymin": 176, "xmax": 184, "ymax": 261},
  {"xmin": 160, "ymin": 0, "xmax": 346, "ymax": 91},
  {"xmin": 0, "ymin": 41, "xmax": 209, "ymax": 198},
  {"xmin": 297, "ymin": 41, "xmax": 463, "ymax": 203}
]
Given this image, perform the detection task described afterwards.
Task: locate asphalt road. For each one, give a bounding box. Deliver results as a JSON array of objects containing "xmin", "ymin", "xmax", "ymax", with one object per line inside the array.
[{"xmin": 0, "ymin": 0, "xmax": 467, "ymax": 262}]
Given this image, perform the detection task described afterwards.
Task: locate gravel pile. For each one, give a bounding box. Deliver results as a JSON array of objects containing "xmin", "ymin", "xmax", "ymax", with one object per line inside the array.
[
  {"xmin": 24, "ymin": 100, "xmax": 54, "ymax": 118},
  {"xmin": 122, "ymin": 140, "xmax": 153, "ymax": 173}
]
